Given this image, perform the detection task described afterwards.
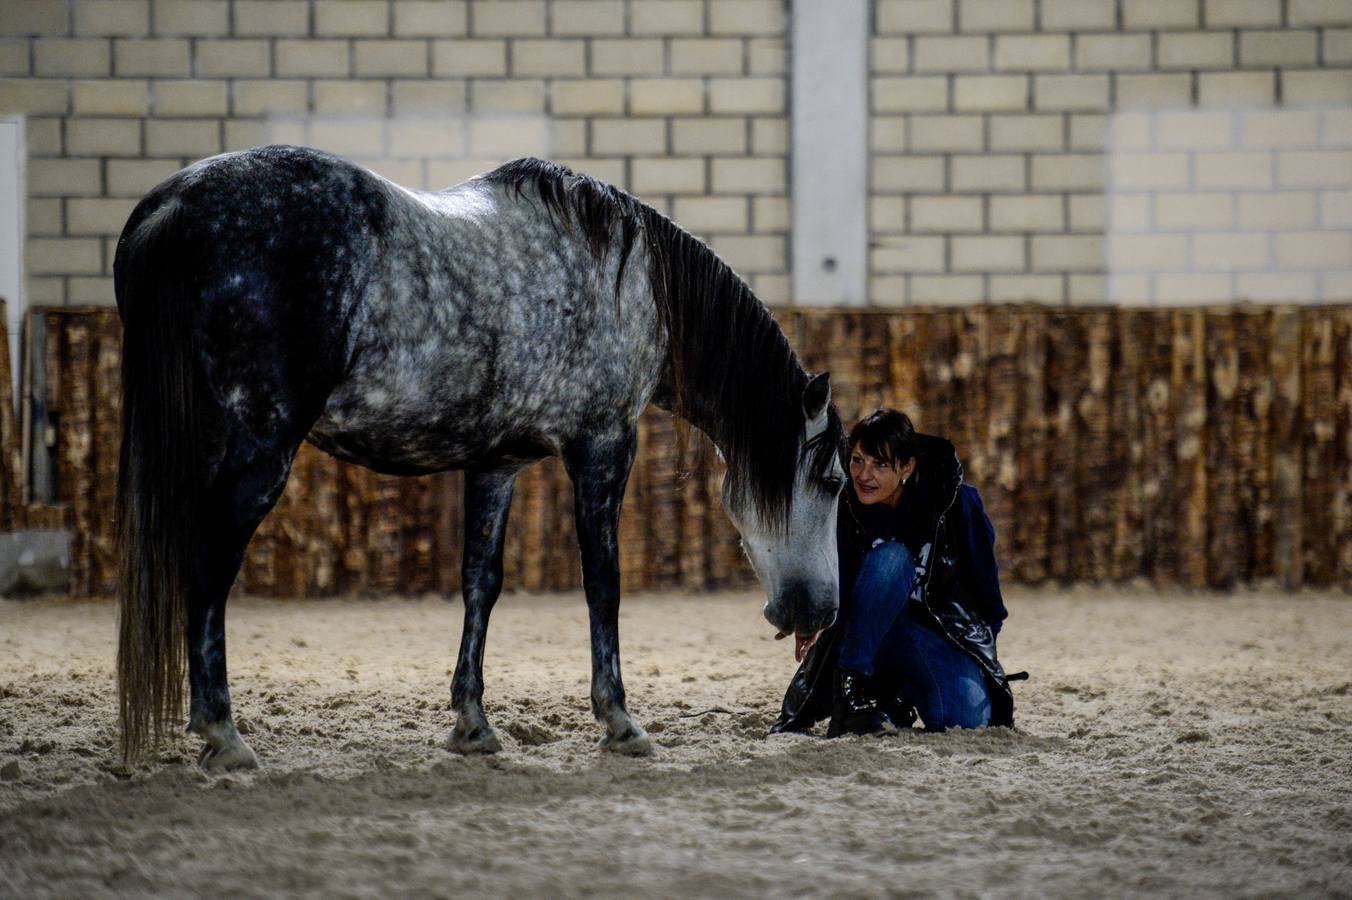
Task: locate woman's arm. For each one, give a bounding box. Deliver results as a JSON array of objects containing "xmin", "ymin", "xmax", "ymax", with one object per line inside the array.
[{"xmin": 954, "ymin": 485, "xmax": 1008, "ymax": 634}]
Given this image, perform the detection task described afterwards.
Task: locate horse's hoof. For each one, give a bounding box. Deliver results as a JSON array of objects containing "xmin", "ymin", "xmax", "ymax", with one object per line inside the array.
[
  {"xmin": 600, "ymin": 727, "xmax": 654, "ymax": 757},
  {"xmin": 197, "ymin": 739, "xmax": 259, "ymax": 772},
  {"xmin": 447, "ymin": 724, "xmax": 502, "ymax": 755}
]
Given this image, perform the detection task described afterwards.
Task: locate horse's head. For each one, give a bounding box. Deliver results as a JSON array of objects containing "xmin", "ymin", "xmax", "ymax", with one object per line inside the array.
[{"xmin": 722, "ymin": 372, "xmax": 845, "ymax": 661}]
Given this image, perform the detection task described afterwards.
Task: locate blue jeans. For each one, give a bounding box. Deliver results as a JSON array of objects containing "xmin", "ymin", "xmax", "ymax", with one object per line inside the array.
[{"xmin": 837, "ymin": 540, "xmax": 991, "ymax": 731}]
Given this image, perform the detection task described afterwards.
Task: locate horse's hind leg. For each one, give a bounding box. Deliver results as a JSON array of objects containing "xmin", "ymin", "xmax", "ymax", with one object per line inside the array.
[
  {"xmin": 188, "ymin": 446, "xmax": 296, "ymax": 770},
  {"xmin": 565, "ymin": 428, "xmax": 652, "ymax": 756},
  {"xmin": 448, "ymin": 467, "xmax": 518, "ymax": 754}
]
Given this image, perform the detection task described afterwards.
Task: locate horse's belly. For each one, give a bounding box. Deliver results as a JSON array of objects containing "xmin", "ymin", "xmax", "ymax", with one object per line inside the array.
[{"xmin": 307, "ymin": 387, "xmax": 559, "ymax": 475}]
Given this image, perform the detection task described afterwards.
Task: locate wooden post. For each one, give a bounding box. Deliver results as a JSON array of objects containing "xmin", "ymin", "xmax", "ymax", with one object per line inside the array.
[
  {"xmin": 1014, "ymin": 308, "xmax": 1050, "ymax": 585},
  {"xmin": 920, "ymin": 311, "xmax": 958, "ymax": 436},
  {"xmin": 43, "ymin": 312, "xmax": 63, "ymax": 505},
  {"xmin": 951, "ymin": 308, "xmax": 988, "ymax": 492},
  {"xmin": 1270, "ymin": 308, "xmax": 1304, "ymax": 589},
  {"xmin": 1235, "ymin": 308, "xmax": 1273, "ymax": 583},
  {"xmin": 518, "ymin": 462, "xmax": 547, "ymax": 592},
  {"xmin": 679, "ymin": 441, "xmax": 708, "ymax": 591},
  {"xmin": 91, "ymin": 315, "xmax": 121, "ymax": 593},
  {"xmin": 1142, "ymin": 310, "xmax": 1176, "ymax": 587},
  {"xmin": 1076, "ymin": 308, "xmax": 1114, "ymax": 583},
  {"xmin": 403, "ymin": 474, "xmax": 438, "ymax": 596},
  {"xmin": 857, "ymin": 310, "xmax": 891, "ymax": 415},
  {"xmin": 1335, "ymin": 308, "xmax": 1352, "ymax": 593},
  {"xmin": 886, "ymin": 312, "xmax": 922, "ymax": 415},
  {"xmin": 982, "ymin": 306, "xmax": 1020, "ymax": 579},
  {"xmin": 1301, "ymin": 310, "xmax": 1337, "ymax": 587},
  {"xmin": 549, "ymin": 458, "xmax": 580, "ymax": 592},
  {"xmin": 645, "ymin": 410, "xmax": 680, "ymax": 589},
  {"xmin": 25, "ymin": 311, "xmax": 53, "ymax": 507},
  {"xmin": 1111, "ymin": 309, "xmax": 1148, "ymax": 583},
  {"xmin": 1205, "ymin": 309, "xmax": 1240, "ymax": 589},
  {"xmin": 62, "ymin": 317, "xmax": 94, "ymax": 595},
  {"xmin": 1046, "ymin": 310, "xmax": 1081, "ymax": 583},
  {"xmin": 437, "ymin": 471, "xmax": 463, "ymax": 595},
  {"xmin": 309, "ymin": 445, "xmax": 341, "ymax": 595},
  {"xmin": 829, "ymin": 312, "xmax": 865, "ymax": 422},
  {"xmin": 338, "ymin": 463, "xmax": 371, "ymax": 594},
  {"xmin": 1173, "ymin": 309, "xmax": 1208, "ymax": 589},
  {"xmin": 794, "ymin": 312, "xmax": 832, "ymax": 398}
]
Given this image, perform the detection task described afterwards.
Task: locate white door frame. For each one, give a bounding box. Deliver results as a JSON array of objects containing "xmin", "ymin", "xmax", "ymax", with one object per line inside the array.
[{"xmin": 0, "ymin": 115, "xmax": 25, "ymax": 414}]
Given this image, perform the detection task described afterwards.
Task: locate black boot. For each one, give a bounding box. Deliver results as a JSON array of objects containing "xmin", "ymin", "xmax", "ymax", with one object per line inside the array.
[
  {"xmin": 881, "ymin": 692, "xmax": 917, "ymax": 731},
  {"xmin": 827, "ymin": 671, "xmax": 899, "ymax": 738}
]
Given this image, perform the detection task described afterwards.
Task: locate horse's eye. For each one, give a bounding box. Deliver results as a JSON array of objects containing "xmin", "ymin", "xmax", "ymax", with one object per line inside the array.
[{"xmin": 823, "ymin": 476, "xmax": 845, "ymax": 494}]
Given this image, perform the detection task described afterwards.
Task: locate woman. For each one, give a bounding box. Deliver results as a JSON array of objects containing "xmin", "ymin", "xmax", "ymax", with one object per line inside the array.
[{"xmin": 772, "ymin": 408, "xmax": 1021, "ymax": 737}]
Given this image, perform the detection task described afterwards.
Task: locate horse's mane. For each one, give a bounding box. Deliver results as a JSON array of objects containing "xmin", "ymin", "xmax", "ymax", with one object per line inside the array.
[{"xmin": 482, "ymin": 157, "xmax": 843, "ymax": 532}]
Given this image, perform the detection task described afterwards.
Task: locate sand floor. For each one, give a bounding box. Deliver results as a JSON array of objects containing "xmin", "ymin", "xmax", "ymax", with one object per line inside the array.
[{"xmin": 1, "ymin": 587, "xmax": 1350, "ymax": 898}]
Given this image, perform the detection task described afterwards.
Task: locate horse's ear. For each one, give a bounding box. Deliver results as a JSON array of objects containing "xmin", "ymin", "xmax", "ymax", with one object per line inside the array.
[{"xmin": 803, "ymin": 371, "xmax": 831, "ymax": 422}]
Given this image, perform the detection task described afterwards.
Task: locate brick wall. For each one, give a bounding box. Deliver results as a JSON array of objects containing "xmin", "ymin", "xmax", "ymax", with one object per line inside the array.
[
  {"xmin": 869, "ymin": 0, "xmax": 1352, "ymax": 305},
  {"xmin": 1106, "ymin": 108, "xmax": 1352, "ymax": 303},
  {"xmin": 2, "ymin": 1, "xmax": 1351, "ymax": 310},
  {"xmin": 0, "ymin": 0, "xmax": 791, "ymax": 308}
]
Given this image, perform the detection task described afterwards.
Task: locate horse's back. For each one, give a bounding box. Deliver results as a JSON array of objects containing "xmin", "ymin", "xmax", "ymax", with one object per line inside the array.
[{"xmin": 312, "ymin": 163, "xmax": 665, "ymax": 473}]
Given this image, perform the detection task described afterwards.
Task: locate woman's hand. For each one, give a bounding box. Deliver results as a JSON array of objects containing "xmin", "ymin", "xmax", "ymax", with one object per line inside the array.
[{"xmin": 776, "ymin": 629, "xmax": 823, "ymax": 662}]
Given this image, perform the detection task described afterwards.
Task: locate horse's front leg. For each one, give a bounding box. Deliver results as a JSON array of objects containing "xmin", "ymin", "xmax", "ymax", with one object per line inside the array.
[
  {"xmin": 565, "ymin": 429, "xmax": 652, "ymax": 756},
  {"xmin": 447, "ymin": 467, "xmax": 518, "ymax": 754}
]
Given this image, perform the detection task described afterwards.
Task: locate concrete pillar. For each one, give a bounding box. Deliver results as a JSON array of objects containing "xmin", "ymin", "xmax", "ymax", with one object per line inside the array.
[{"xmin": 791, "ymin": 0, "xmax": 869, "ymax": 306}]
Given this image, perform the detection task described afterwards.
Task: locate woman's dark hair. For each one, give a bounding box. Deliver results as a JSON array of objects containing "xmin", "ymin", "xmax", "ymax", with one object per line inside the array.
[{"xmin": 848, "ymin": 408, "xmax": 921, "ymax": 467}]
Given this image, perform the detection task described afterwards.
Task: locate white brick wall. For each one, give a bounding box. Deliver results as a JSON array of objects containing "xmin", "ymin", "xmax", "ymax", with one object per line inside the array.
[
  {"xmin": 1106, "ymin": 108, "xmax": 1352, "ymax": 303},
  {"xmin": 870, "ymin": 0, "xmax": 1352, "ymax": 304},
  {"xmin": 1, "ymin": 0, "xmax": 791, "ymax": 307},
  {"xmin": 1, "ymin": 1, "xmax": 1348, "ymax": 307}
]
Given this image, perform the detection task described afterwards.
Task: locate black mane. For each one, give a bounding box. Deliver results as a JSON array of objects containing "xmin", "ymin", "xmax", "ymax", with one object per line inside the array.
[{"xmin": 483, "ymin": 157, "xmax": 844, "ymax": 532}]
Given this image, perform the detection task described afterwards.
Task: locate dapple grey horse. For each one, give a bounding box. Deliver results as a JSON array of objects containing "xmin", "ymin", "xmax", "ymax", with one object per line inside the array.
[{"xmin": 114, "ymin": 146, "xmax": 846, "ymax": 769}]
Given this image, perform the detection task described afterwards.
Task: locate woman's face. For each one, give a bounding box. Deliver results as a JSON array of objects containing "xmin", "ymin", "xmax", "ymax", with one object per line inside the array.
[{"xmin": 848, "ymin": 444, "xmax": 914, "ymax": 507}]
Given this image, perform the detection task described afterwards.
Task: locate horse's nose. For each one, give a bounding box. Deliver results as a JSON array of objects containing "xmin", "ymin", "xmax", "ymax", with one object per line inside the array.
[{"xmin": 776, "ymin": 580, "xmax": 837, "ymax": 634}]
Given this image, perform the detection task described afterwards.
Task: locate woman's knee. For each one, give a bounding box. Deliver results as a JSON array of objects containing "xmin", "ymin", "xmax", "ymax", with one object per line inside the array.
[
  {"xmin": 859, "ymin": 540, "xmax": 914, "ymax": 584},
  {"xmin": 919, "ymin": 676, "xmax": 991, "ymax": 731}
]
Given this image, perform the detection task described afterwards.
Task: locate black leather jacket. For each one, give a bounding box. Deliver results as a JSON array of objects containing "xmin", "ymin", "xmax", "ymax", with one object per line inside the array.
[{"xmin": 772, "ymin": 433, "xmax": 1018, "ymax": 732}]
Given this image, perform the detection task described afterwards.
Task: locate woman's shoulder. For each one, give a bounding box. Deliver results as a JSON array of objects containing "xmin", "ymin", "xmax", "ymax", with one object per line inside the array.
[{"xmin": 957, "ymin": 482, "xmax": 984, "ymax": 506}]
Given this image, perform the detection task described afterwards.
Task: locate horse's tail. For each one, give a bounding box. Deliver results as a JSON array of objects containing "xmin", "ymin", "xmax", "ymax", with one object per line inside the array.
[{"xmin": 114, "ymin": 198, "xmax": 202, "ymax": 764}]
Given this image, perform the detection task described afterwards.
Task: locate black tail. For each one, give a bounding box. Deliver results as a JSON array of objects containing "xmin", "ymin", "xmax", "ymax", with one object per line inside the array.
[{"xmin": 114, "ymin": 199, "xmax": 202, "ymax": 764}]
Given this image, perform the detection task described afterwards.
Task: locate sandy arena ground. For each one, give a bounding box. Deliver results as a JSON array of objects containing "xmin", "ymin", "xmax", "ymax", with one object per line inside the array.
[{"xmin": 1, "ymin": 587, "xmax": 1350, "ymax": 897}]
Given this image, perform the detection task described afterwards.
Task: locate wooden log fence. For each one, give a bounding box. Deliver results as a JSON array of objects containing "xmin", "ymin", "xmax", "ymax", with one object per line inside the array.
[{"xmin": 5, "ymin": 304, "xmax": 1352, "ymax": 597}]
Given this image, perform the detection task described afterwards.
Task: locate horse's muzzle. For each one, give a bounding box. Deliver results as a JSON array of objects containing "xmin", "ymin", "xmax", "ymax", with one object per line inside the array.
[{"xmin": 764, "ymin": 580, "xmax": 838, "ymax": 640}]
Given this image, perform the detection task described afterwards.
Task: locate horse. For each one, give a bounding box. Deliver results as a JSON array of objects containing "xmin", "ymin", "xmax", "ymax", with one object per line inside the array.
[{"xmin": 114, "ymin": 145, "xmax": 847, "ymax": 770}]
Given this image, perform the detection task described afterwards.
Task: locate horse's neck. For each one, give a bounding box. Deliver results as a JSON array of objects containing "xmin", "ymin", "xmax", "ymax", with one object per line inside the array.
[{"xmin": 656, "ymin": 329, "xmax": 801, "ymax": 466}]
